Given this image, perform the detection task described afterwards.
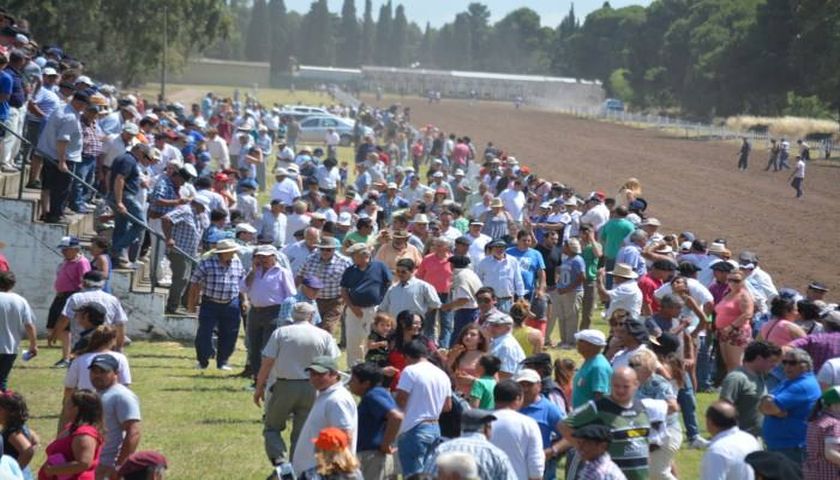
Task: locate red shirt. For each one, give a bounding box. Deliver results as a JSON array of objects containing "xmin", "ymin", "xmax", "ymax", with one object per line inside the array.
[
  {"xmin": 638, "ymin": 274, "xmax": 663, "ymax": 314},
  {"xmin": 416, "ymin": 253, "xmax": 453, "ymax": 294},
  {"xmin": 39, "ymin": 424, "xmax": 102, "ymax": 480},
  {"xmin": 0, "ymin": 253, "xmax": 8, "ymax": 272}
]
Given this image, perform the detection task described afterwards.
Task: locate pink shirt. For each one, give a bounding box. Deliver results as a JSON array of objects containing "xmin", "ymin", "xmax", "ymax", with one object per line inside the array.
[
  {"xmin": 417, "ymin": 253, "xmax": 452, "ymax": 294},
  {"xmin": 452, "ymin": 143, "xmax": 470, "ymax": 166},
  {"xmin": 760, "ymin": 318, "xmax": 799, "ymax": 346},
  {"xmin": 54, "ymin": 257, "xmax": 92, "ymax": 293}
]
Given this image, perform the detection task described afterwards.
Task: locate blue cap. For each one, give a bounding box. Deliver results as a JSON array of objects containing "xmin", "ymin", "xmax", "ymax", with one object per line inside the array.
[
  {"xmin": 302, "ymin": 276, "xmax": 324, "ymax": 289},
  {"xmin": 88, "ymin": 353, "xmax": 119, "ymax": 372},
  {"xmin": 57, "ymin": 236, "xmax": 80, "ymax": 249},
  {"xmin": 239, "ymin": 178, "xmax": 258, "ymax": 190}
]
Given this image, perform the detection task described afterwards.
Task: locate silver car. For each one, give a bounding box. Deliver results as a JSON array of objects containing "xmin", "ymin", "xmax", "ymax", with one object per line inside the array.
[{"xmin": 297, "ymin": 115, "xmax": 372, "ymax": 146}]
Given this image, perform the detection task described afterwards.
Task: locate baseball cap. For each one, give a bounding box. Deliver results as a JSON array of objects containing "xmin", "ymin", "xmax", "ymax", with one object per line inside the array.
[
  {"xmin": 122, "ymin": 122, "xmax": 140, "ymax": 135},
  {"xmin": 483, "ymin": 312, "xmax": 513, "ymax": 326},
  {"xmin": 572, "ymin": 424, "xmax": 612, "ymax": 442},
  {"xmin": 460, "ymin": 409, "xmax": 497, "ymax": 432},
  {"xmin": 521, "ymin": 353, "xmax": 552, "ymax": 369},
  {"xmin": 305, "ymin": 355, "xmax": 338, "ymax": 374},
  {"xmin": 513, "ymin": 368, "xmax": 542, "ymax": 384},
  {"xmin": 312, "ymin": 427, "xmax": 350, "ymax": 452},
  {"xmin": 57, "ymin": 236, "xmax": 80, "ymax": 249},
  {"xmin": 88, "ymin": 353, "xmax": 119, "ymax": 372},
  {"xmin": 117, "ymin": 451, "xmax": 168, "ymax": 476},
  {"xmin": 253, "ymin": 245, "xmax": 277, "ymax": 256},
  {"xmin": 574, "ymin": 329, "xmax": 607, "ymax": 347}
]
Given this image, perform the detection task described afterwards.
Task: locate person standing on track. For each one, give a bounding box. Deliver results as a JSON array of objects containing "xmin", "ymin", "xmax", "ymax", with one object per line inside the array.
[
  {"xmin": 789, "ymin": 155, "xmax": 806, "ymax": 198},
  {"xmin": 737, "ymin": 137, "xmax": 750, "ymax": 171}
]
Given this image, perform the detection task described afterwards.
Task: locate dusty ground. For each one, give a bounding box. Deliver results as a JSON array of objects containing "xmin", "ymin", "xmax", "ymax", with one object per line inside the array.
[{"xmin": 363, "ymin": 95, "xmax": 840, "ymax": 294}]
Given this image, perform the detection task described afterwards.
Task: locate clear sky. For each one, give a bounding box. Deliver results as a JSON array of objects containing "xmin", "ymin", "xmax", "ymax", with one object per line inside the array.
[{"xmin": 283, "ymin": 0, "xmax": 653, "ymax": 29}]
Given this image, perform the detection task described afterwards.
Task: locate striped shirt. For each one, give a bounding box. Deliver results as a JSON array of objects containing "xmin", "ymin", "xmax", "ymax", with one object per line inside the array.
[
  {"xmin": 149, "ymin": 175, "xmax": 179, "ymax": 217},
  {"xmin": 81, "ymin": 120, "xmax": 103, "ymax": 157},
  {"xmin": 164, "ymin": 205, "xmax": 207, "ymax": 256},
  {"xmin": 191, "ymin": 255, "xmax": 245, "ymax": 302},
  {"xmin": 299, "ymin": 252, "xmax": 352, "ymax": 299},
  {"xmin": 424, "ymin": 432, "xmax": 517, "ymax": 480},
  {"xmin": 576, "ymin": 453, "xmax": 628, "ymax": 480}
]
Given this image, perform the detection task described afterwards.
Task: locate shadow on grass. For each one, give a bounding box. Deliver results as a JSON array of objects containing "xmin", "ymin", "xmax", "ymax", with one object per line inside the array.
[
  {"xmin": 166, "ymin": 374, "xmax": 246, "ymax": 381},
  {"xmin": 197, "ymin": 418, "xmax": 261, "ymax": 425},
  {"xmin": 160, "ymin": 386, "xmax": 245, "ymax": 393},
  {"xmin": 31, "ymin": 414, "xmax": 60, "ymax": 420},
  {"xmin": 130, "ymin": 353, "xmax": 193, "ymax": 360}
]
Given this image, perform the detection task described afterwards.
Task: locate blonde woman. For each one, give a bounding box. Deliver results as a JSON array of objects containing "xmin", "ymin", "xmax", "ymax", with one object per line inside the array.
[
  {"xmin": 298, "ymin": 427, "xmax": 362, "ymax": 480},
  {"xmin": 713, "ymin": 272, "xmax": 754, "ymax": 372},
  {"xmin": 629, "ymin": 349, "xmax": 682, "ymax": 480}
]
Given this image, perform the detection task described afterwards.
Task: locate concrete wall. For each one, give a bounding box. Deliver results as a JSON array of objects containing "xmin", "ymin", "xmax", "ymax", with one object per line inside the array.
[
  {"xmin": 170, "ymin": 58, "xmax": 271, "ymax": 88},
  {"xmin": 0, "ymin": 197, "xmax": 196, "ymax": 340}
]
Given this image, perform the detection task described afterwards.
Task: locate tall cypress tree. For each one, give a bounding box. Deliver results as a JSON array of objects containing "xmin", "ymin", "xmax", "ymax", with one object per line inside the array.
[
  {"xmin": 361, "ymin": 0, "xmax": 375, "ymax": 64},
  {"xmin": 374, "ymin": 1, "xmax": 392, "ymax": 65},
  {"xmin": 337, "ymin": 0, "xmax": 360, "ymax": 67},
  {"xmin": 392, "ymin": 4, "xmax": 408, "ymax": 66},
  {"xmin": 245, "ymin": 0, "xmax": 271, "ymax": 61},
  {"xmin": 269, "ymin": 0, "xmax": 290, "ymax": 77}
]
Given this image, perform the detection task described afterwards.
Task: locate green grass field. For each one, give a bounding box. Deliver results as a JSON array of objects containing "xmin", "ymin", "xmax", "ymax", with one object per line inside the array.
[
  {"xmin": 136, "ymin": 83, "xmax": 333, "ymax": 109},
  {"xmin": 15, "ymin": 316, "xmax": 715, "ymax": 479}
]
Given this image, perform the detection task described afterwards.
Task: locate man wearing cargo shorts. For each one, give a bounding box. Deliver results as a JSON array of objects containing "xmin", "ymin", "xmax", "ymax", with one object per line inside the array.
[
  {"xmin": 552, "ymin": 239, "xmax": 586, "ymax": 348},
  {"xmin": 340, "ymin": 243, "xmax": 392, "ymax": 367},
  {"xmin": 253, "ymin": 302, "xmax": 340, "ymax": 467}
]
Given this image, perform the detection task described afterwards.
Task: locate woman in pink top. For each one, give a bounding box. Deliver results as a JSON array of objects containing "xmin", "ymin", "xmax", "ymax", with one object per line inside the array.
[
  {"xmin": 713, "ymin": 271, "xmax": 754, "ymax": 373},
  {"xmin": 47, "ymin": 238, "xmax": 91, "ymax": 367},
  {"xmin": 447, "ymin": 324, "xmax": 489, "ymax": 395},
  {"xmin": 416, "ymin": 238, "xmax": 453, "ymax": 345},
  {"xmin": 759, "ymin": 296, "xmax": 806, "ymax": 347}
]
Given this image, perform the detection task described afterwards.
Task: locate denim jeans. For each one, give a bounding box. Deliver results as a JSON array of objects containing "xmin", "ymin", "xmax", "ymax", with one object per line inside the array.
[
  {"xmin": 696, "ymin": 334, "xmax": 715, "ymax": 391},
  {"xmin": 424, "ymin": 293, "xmax": 453, "ymax": 347},
  {"xmin": 71, "ymin": 154, "xmax": 96, "ymax": 210},
  {"xmin": 247, "ymin": 305, "xmax": 281, "ymax": 376},
  {"xmin": 397, "ymin": 422, "xmax": 440, "ymax": 476},
  {"xmin": 677, "ymin": 374, "xmax": 700, "ymax": 440},
  {"xmin": 110, "ymin": 195, "xmax": 146, "ymax": 260},
  {"xmin": 196, "ymin": 297, "xmax": 241, "ymax": 368},
  {"xmin": 604, "ymin": 257, "xmax": 616, "ymax": 289},
  {"xmin": 451, "ymin": 308, "xmax": 479, "ymax": 347}
]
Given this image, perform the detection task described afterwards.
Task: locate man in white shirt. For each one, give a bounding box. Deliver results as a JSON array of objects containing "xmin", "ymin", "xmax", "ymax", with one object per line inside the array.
[
  {"xmin": 396, "ymin": 339, "xmax": 453, "ymax": 476},
  {"xmin": 579, "ymin": 194, "xmax": 610, "ymax": 234},
  {"xmin": 596, "ymin": 263, "xmax": 643, "ymax": 318},
  {"xmin": 0, "ymin": 271, "xmax": 38, "ymax": 390},
  {"xmin": 253, "ymin": 303, "xmax": 340, "ymax": 469},
  {"xmin": 324, "ymin": 127, "xmax": 340, "ymax": 159},
  {"xmin": 282, "ymin": 227, "xmax": 320, "ymax": 273},
  {"xmin": 485, "ymin": 312, "xmax": 526, "ymax": 380},
  {"xmin": 291, "ymin": 355, "xmax": 357, "ymax": 476},
  {"xmin": 258, "ymin": 200, "xmax": 288, "ymax": 248},
  {"xmin": 498, "ymin": 179, "xmax": 526, "ymax": 222},
  {"xmin": 466, "ymin": 220, "xmax": 492, "ymax": 268},
  {"xmin": 491, "ymin": 380, "xmax": 545, "ymax": 480},
  {"xmin": 700, "ymin": 400, "xmax": 760, "ymax": 480},
  {"xmin": 476, "ymin": 241, "xmax": 526, "ymax": 313},
  {"xmin": 378, "ymin": 258, "xmax": 442, "ymax": 319},
  {"xmin": 270, "ymin": 168, "xmax": 302, "ymax": 206},
  {"xmin": 738, "ymin": 251, "xmax": 777, "ymax": 313},
  {"xmin": 205, "ymin": 127, "xmax": 230, "ymax": 170}
]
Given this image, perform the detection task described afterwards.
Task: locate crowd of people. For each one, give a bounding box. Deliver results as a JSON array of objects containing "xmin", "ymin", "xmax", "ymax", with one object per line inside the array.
[{"xmin": 0, "ymin": 6, "xmax": 838, "ymax": 480}]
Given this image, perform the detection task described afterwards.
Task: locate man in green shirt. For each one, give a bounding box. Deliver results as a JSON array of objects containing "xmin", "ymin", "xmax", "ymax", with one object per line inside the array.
[
  {"xmin": 572, "ymin": 329, "xmax": 613, "ymax": 408},
  {"xmin": 578, "ymin": 224, "xmax": 603, "ymax": 330},
  {"xmin": 719, "ymin": 340, "xmax": 781, "ymax": 436},
  {"xmin": 599, "ymin": 207, "xmax": 635, "ymax": 288},
  {"xmin": 560, "ymin": 367, "xmax": 651, "ymax": 480}
]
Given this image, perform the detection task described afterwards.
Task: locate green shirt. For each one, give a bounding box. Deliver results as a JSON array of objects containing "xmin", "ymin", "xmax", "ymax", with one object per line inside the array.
[
  {"xmin": 470, "ymin": 376, "xmax": 496, "ymax": 409},
  {"xmin": 719, "ymin": 366, "xmax": 766, "ymax": 436},
  {"xmin": 343, "ymin": 231, "xmax": 370, "ymax": 247},
  {"xmin": 600, "ymin": 218, "xmax": 635, "ymax": 259},
  {"xmin": 572, "ymin": 354, "xmax": 613, "ymax": 408},
  {"xmin": 566, "ymin": 397, "xmax": 650, "ymax": 480},
  {"xmin": 581, "ymin": 242, "xmax": 602, "ymax": 281},
  {"xmin": 454, "ymin": 217, "xmax": 469, "ymax": 233}
]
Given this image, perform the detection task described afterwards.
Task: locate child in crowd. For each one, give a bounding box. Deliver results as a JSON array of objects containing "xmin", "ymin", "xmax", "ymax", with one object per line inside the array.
[
  {"xmin": 88, "ymin": 237, "xmax": 112, "ymax": 294},
  {"xmin": 468, "ymin": 354, "xmax": 501, "ymax": 409},
  {"xmin": 338, "ymin": 161, "xmax": 349, "ymax": 193},
  {"xmin": 365, "ymin": 313, "xmax": 394, "ymax": 369},
  {"xmin": 0, "ymin": 392, "xmax": 39, "ymax": 480}
]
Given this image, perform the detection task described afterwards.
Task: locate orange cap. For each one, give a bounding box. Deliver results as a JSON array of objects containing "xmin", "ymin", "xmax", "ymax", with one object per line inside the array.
[{"xmin": 312, "ymin": 427, "xmax": 349, "ymax": 452}]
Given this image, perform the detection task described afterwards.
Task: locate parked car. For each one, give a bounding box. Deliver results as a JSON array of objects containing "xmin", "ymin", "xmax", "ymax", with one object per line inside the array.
[
  {"xmin": 603, "ymin": 98, "xmax": 625, "ymax": 112},
  {"xmin": 297, "ymin": 115, "xmax": 373, "ymax": 146},
  {"xmin": 286, "ymin": 105, "xmax": 330, "ymax": 115}
]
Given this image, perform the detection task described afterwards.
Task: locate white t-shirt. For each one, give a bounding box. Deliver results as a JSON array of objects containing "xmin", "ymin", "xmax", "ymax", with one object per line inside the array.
[
  {"xmin": 490, "ymin": 408, "xmax": 545, "ymax": 480},
  {"xmin": 64, "ymin": 350, "xmax": 131, "ymax": 391},
  {"xmin": 794, "ymin": 159, "xmax": 805, "ymax": 178},
  {"xmin": 397, "ymin": 360, "xmax": 452, "ymax": 434},
  {"xmin": 606, "ymin": 281, "xmax": 643, "ymax": 318},
  {"xmin": 654, "ymin": 278, "xmax": 713, "ymax": 333},
  {"xmin": 580, "ymin": 203, "xmax": 610, "ymax": 233},
  {"xmin": 611, "ymin": 344, "xmax": 650, "ymax": 370},
  {"xmin": 817, "ymin": 358, "xmax": 840, "ymax": 387},
  {"xmin": 499, "ymin": 188, "xmax": 526, "ymax": 222},
  {"xmin": 292, "ymin": 382, "xmax": 357, "ymax": 474}
]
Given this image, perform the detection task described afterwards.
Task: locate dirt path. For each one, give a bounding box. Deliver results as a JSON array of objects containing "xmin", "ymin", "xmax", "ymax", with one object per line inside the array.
[{"xmin": 363, "ymin": 95, "xmax": 840, "ymax": 293}]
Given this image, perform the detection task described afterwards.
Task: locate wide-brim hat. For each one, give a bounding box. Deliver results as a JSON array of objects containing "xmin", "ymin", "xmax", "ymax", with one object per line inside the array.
[
  {"xmin": 490, "ymin": 198, "xmax": 504, "ymax": 208},
  {"xmin": 211, "ymin": 239, "xmax": 239, "ymax": 254},
  {"xmin": 608, "ymin": 263, "xmax": 638, "ymax": 279}
]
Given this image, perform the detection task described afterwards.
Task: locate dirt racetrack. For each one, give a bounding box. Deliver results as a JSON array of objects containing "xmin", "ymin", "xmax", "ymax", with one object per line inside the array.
[{"xmin": 363, "ymin": 95, "xmax": 840, "ymax": 294}]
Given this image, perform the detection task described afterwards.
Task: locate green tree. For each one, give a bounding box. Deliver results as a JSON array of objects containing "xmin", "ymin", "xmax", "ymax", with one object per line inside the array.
[
  {"xmin": 790, "ymin": 0, "xmax": 840, "ymax": 119},
  {"xmin": 490, "ymin": 8, "xmax": 553, "ymax": 73},
  {"xmin": 11, "ymin": 0, "xmax": 231, "ymax": 86},
  {"xmin": 419, "ymin": 22, "xmax": 434, "ymax": 66},
  {"xmin": 337, "ymin": 0, "xmax": 360, "ymax": 67},
  {"xmin": 245, "ymin": 0, "xmax": 271, "ymax": 61},
  {"xmin": 299, "ymin": 0, "xmax": 335, "ymax": 65},
  {"xmin": 374, "ymin": 1, "xmax": 393, "ymax": 65},
  {"xmin": 551, "ymin": 2, "xmax": 579, "ymax": 75},
  {"xmin": 452, "ymin": 12, "xmax": 473, "ymax": 67},
  {"xmin": 391, "ymin": 4, "xmax": 408, "ymax": 67},
  {"xmin": 361, "ymin": 0, "xmax": 375, "ymax": 64},
  {"xmin": 466, "ymin": 3, "xmax": 491, "ymax": 69},
  {"xmin": 269, "ymin": 0, "xmax": 291, "ymax": 77}
]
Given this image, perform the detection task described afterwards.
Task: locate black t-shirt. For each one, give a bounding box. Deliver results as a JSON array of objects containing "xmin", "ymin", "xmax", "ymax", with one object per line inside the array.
[
  {"xmin": 536, "ymin": 243, "xmax": 562, "ymax": 288},
  {"xmin": 109, "ymin": 152, "xmax": 141, "ymax": 196}
]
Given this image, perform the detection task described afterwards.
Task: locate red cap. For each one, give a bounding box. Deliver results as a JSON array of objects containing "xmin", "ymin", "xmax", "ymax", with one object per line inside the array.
[
  {"xmin": 214, "ymin": 173, "xmax": 229, "ymax": 183},
  {"xmin": 117, "ymin": 451, "xmax": 168, "ymax": 475},
  {"xmin": 435, "ymin": 187, "xmax": 448, "ymax": 195},
  {"xmin": 312, "ymin": 427, "xmax": 349, "ymax": 452},
  {"xmin": 520, "ymin": 166, "xmax": 531, "ymax": 175}
]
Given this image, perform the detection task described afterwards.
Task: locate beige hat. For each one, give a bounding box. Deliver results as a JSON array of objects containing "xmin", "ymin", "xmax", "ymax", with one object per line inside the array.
[
  {"xmin": 212, "ymin": 239, "xmax": 239, "ymax": 254},
  {"xmin": 708, "ymin": 242, "xmax": 729, "ymax": 255},
  {"xmin": 490, "ymin": 198, "xmax": 504, "ymax": 208},
  {"xmin": 346, "ymin": 243, "xmax": 370, "ymax": 255},
  {"xmin": 609, "ymin": 263, "xmax": 638, "ymax": 279},
  {"xmin": 412, "ymin": 214, "xmax": 430, "ymax": 224}
]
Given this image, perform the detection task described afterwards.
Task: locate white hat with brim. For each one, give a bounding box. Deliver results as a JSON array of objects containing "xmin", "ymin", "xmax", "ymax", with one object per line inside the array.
[
  {"xmin": 513, "ymin": 368, "xmax": 541, "ymax": 384},
  {"xmin": 574, "ymin": 329, "xmax": 607, "ymax": 347},
  {"xmin": 608, "ymin": 263, "xmax": 639, "ymax": 279},
  {"xmin": 211, "ymin": 239, "xmax": 239, "ymax": 254}
]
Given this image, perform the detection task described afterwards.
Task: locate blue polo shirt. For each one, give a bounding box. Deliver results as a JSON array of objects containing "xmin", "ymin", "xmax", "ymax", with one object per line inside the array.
[
  {"xmin": 572, "ymin": 353, "xmax": 613, "ymax": 408},
  {"xmin": 762, "ymin": 372, "xmax": 821, "ymax": 449},
  {"xmin": 520, "ymin": 396, "xmax": 565, "ymax": 447},
  {"xmin": 110, "ymin": 152, "xmax": 141, "ymax": 196},
  {"xmin": 357, "ymin": 386, "xmax": 398, "ymax": 451},
  {"xmin": 0, "ymin": 71, "xmax": 12, "ymax": 121},
  {"xmin": 506, "ymin": 247, "xmax": 545, "ymax": 294},
  {"xmin": 340, "ymin": 260, "xmax": 392, "ymax": 307}
]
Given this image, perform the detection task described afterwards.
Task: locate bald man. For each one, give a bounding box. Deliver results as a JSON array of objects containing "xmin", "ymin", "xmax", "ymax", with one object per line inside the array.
[
  {"xmin": 562, "ymin": 367, "xmax": 651, "ymax": 480},
  {"xmin": 701, "ymin": 401, "xmax": 761, "ymax": 480}
]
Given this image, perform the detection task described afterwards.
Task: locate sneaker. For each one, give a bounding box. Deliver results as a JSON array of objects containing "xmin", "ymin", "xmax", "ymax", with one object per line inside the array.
[
  {"xmin": 52, "ymin": 359, "xmax": 71, "ymax": 368},
  {"xmin": 195, "ymin": 362, "xmax": 208, "ymax": 370},
  {"xmin": 689, "ymin": 436, "xmax": 710, "ymax": 449},
  {"xmin": 218, "ymin": 364, "xmax": 233, "ymax": 371},
  {"xmin": 25, "ymin": 180, "xmax": 41, "ymax": 189}
]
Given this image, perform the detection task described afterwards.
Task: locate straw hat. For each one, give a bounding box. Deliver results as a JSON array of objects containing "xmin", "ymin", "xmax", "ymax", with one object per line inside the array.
[
  {"xmin": 608, "ymin": 263, "xmax": 638, "ymax": 279},
  {"xmin": 211, "ymin": 239, "xmax": 239, "ymax": 254}
]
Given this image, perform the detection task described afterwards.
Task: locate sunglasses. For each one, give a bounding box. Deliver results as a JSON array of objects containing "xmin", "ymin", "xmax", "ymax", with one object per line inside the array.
[
  {"xmin": 727, "ymin": 278, "xmax": 742, "ymax": 283},
  {"xmin": 781, "ymin": 359, "xmax": 803, "ymax": 366},
  {"xmin": 628, "ymin": 361, "xmax": 641, "ymax": 368}
]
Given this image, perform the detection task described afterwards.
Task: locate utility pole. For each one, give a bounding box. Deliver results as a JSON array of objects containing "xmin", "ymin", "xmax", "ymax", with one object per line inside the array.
[{"xmin": 160, "ymin": 2, "xmax": 168, "ymax": 101}]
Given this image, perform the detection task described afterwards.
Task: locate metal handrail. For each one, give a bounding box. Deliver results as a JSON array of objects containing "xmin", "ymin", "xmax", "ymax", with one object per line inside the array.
[{"xmin": 2, "ymin": 122, "xmax": 200, "ymax": 272}]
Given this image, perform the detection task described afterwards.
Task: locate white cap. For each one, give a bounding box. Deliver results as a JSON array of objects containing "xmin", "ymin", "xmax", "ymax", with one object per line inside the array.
[
  {"xmin": 235, "ymin": 223, "xmax": 257, "ymax": 234},
  {"xmin": 43, "ymin": 67, "xmax": 58, "ymax": 76},
  {"xmin": 75, "ymin": 75, "xmax": 93, "ymax": 86},
  {"xmin": 574, "ymin": 329, "xmax": 607, "ymax": 347},
  {"xmin": 122, "ymin": 122, "xmax": 140, "ymax": 135},
  {"xmin": 181, "ymin": 163, "xmax": 197, "ymax": 178},
  {"xmin": 337, "ymin": 212, "xmax": 353, "ymax": 226},
  {"xmin": 513, "ymin": 368, "xmax": 542, "ymax": 384},
  {"xmin": 679, "ymin": 241, "xmax": 692, "ymax": 252}
]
